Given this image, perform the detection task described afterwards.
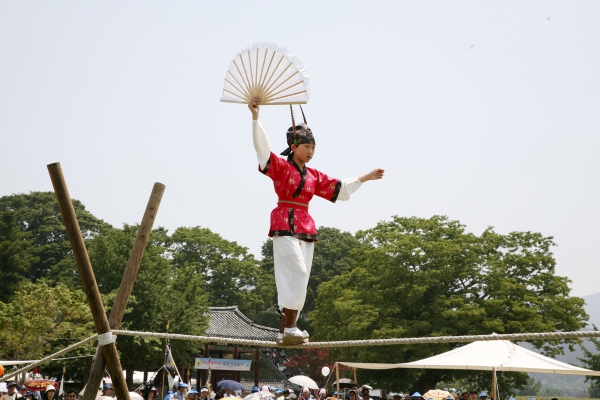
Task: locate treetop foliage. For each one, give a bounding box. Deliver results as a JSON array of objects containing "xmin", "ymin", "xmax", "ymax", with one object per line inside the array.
[{"xmin": 309, "ymin": 215, "xmax": 588, "ymax": 391}]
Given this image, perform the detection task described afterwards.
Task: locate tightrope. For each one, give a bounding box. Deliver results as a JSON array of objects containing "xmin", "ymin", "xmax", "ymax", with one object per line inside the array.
[
  {"xmin": 3, "ymin": 329, "xmax": 600, "ymax": 382},
  {"xmin": 112, "ymin": 329, "xmax": 600, "ymax": 348}
]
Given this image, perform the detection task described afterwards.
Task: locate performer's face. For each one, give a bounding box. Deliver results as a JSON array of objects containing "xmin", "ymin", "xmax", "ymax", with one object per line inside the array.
[{"xmin": 292, "ymin": 143, "xmax": 315, "ymax": 164}]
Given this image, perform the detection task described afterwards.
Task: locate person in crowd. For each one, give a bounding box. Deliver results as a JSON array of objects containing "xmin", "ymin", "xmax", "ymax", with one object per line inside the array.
[
  {"xmin": 300, "ymin": 388, "xmax": 312, "ymax": 400},
  {"xmin": 410, "ymin": 392, "xmax": 422, "ymax": 400},
  {"xmin": 18, "ymin": 386, "xmax": 27, "ymax": 399},
  {"xmin": 102, "ymin": 384, "xmax": 113, "ymax": 398},
  {"xmin": 348, "ymin": 390, "xmax": 358, "ymax": 400},
  {"xmin": 147, "ymin": 388, "xmax": 159, "ymax": 400},
  {"xmin": 469, "ymin": 391, "xmax": 477, "ymax": 400},
  {"xmin": 67, "ymin": 390, "xmax": 78, "ymax": 400},
  {"xmin": 174, "ymin": 383, "xmax": 188, "ymax": 400},
  {"xmin": 361, "ymin": 393, "xmax": 369, "ymax": 400},
  {"xmin": 43, "ymin": 386, "xmax": 56, "ymax": 400},
  {"xmin": 214, "ymin": 395, "xmax": 223, "ymax": 400},
  {"xmin": 164, "ymin": 391, "xmax": 174, "ymax": 400},
  {"xmin": 188, "ymin": 390, "xmax": 199, "ymax": 400},
  {"xmin": 199, "ymin": 389, "xmax": 209, "ymax": 400},
  {"xmin": 282, "ymin": 390, "xmax": 292, "ymax": 400},
  {"xmin": 221, "ymin": 388, "xmax": 233, "ymax": 398},
  {"xmin": 478, "ymin": 393, "xmax": 487, "ymax": 400},
  {"xmin": 317, "ymin": 390, "xmax": 326, "ymax": 400},
  {"xmin": 2, "ymin": 382, "xmax": 19, "ymax": 400},
  {"xmin": 461, "ymin": 393, "xmax": 468, "ymax": 400}
]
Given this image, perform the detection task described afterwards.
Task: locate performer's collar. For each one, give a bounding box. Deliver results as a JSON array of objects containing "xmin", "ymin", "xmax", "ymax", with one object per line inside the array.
[{"xmin": 288, "ymin": 157, "xmax": 306, "ymax": 174}]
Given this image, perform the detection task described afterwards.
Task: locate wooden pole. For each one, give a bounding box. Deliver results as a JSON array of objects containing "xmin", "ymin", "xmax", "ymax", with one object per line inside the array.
[
  {"xmin": 47, "ymin": 162, "xmax": 130, "ymax": 400},
  {"xmin": 336, "ymin": 363, "xmax": 340, "ymax": 400},
  {"xmin": 353, "ymin": 368, "xmax": 357, "ymax": 386},
  {"xmin": 83, "ymin": 183, "xmax": 165, "ymax": 400}
]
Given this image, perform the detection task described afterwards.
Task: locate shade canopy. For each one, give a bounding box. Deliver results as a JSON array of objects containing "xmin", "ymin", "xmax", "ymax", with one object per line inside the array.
[{"xmin": 338, "ymin": 339, "xmax": 600, "ymax": 376}]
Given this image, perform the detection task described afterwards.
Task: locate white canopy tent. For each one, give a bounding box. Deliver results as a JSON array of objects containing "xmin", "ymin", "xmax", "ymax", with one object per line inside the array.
[
  {"xmin": 338, "ymin": 339, "xmax": 600, "ymax": 375},
  {"xmin": 335, "ymin": 340, "xmax": 600, "ymax": 400}
]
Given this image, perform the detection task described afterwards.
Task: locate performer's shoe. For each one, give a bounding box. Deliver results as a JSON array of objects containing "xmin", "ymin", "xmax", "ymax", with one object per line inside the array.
[
  {"xmin": 302, "ymin": 330, "xmax": 310, "ymax": 343},
  {"xmin": 276, "ymin": 328, "xmax": 305, "ymax": 345}
]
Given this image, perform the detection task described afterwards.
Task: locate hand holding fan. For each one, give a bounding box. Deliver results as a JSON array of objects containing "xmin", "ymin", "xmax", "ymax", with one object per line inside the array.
[{"xmin": 220, "ymin": 42, "xmax": 310, "ymax": 105}]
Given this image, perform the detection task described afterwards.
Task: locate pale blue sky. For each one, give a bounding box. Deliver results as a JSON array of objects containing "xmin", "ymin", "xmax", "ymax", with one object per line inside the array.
[{"xmin": 1, "ymin": 1, "xmax": 599, "ymax": 296}]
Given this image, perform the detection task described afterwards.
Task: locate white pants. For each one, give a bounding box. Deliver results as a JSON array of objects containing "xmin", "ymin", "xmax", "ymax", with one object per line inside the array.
[{"xmin": 273, "ymin": 236, "xmax": 315, "ymax": 311}]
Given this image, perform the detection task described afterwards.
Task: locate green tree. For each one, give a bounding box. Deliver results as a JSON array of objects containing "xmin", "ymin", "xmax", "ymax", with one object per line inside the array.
[
  {"xmin": 589, "ymin": 381, "xmax": 600, "ymax": 399},
  {"xmin": 86, "ymin": 225, "xmax": 209, "ymax": 387},
  {"xmin": 0, "ymin": 209, "xmax": 39, "ymax": 301},
  {"xmin": 0, "ymin": 192, "xmax": 111, "ymax": 284},
  {"xmin": 579, "ymin": 330, "xmax": 600, "ymax": 398},
  {"xmin": 310, "ymin": 216, "xmax": 588, "ymax": 393},
  {"xmin": 0, "ymin": 281, "xmax": 95, "ymax": 380},
  {"xmin": 170, "ymin": 226, "xmax": 270, "ymax": 319},
  {"xmin": 514, "ymin": 376, "xmax": 542, "ymax": 396}
]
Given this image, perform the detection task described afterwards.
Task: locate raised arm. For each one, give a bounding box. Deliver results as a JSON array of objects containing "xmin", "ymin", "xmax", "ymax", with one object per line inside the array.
[{"xmin": 249, "ymin": 97, "xmax": 270, "ymax": 169}]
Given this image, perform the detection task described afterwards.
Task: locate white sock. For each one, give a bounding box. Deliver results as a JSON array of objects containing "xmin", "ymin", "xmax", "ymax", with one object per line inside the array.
[{"xmin": 284, "ymin": 327, "xmax": 302, "ymax": 334}]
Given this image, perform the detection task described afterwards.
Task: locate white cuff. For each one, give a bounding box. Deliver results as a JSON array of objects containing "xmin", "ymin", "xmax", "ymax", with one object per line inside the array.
[{"xmin": 337, "ymin": 177, "xmax": 362, "ymax": 201}]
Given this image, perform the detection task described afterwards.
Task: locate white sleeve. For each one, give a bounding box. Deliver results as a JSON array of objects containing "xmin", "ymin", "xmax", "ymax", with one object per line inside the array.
[
  {"xmin": 336, "ymin": 177, "xmax": 362, "ymax": 201},
  {"xmin": 253, "ymin": 119, "xmax": 271, "ymax": 170}
]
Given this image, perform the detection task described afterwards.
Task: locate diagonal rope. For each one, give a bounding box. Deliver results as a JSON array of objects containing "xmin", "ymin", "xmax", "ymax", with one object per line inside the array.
[{"xmin": 0, "ymin": 334, "xmax": 97, "ymax": 381}]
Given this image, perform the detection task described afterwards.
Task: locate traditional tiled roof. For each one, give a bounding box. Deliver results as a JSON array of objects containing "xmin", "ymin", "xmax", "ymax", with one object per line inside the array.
[{"xmin": 206, "ymin": 306, "xmax": 279, "ymax": 342}]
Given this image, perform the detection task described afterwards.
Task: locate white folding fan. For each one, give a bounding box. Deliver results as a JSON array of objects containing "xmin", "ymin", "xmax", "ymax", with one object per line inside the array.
[{"xmin": 220, "ymin": 42, "xmax": 310, "ymax": 105}]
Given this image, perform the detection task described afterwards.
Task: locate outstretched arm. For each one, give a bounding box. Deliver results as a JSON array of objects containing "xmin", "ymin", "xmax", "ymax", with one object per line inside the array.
[
  {"xmin": 249, "ymin": 97, "xmax": 270, "ymax": 169},
  {"xmin": 358, "ymin": 168, "xmax": 385, "ymax": 183}
]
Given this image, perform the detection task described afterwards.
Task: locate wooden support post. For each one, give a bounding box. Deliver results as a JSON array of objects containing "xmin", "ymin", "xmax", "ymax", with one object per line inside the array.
[
  {"xmin": 233, "ymin": 347, "xmax": 240, "ymax": 383},
  {"xmin": 82, "ymin": 183, "xmax": 165, "ymax": 400},
  {"xmin": 47, "ymin": 162, "xmax": 130, "ymax": 400},
  {"xmin": 336, "ymin": 363, "xmax": 340, "ymax": 400},
  {"xmin": 254, "ymin": 348, "xmax": 260, "ymax": 388},
  {"xmin": 353, "ymin": 368, "xmax": 357, "ymax": 386}
]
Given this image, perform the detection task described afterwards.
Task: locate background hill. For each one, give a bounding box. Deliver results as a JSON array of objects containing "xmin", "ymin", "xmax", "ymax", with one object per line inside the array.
[{"xmin": 519, "ymin": 292, "xmax": 600, "ymax": 396}]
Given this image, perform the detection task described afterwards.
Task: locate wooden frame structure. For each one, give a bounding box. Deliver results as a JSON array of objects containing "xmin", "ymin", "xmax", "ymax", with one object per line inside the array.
[{"xmin": 48, "ymin": 162, "xmax": 165, "ymax": 400}]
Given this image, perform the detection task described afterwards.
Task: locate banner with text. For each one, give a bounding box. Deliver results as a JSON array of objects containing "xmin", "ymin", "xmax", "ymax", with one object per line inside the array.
[{"xmin": 194, "ymin": 358, "xmax": 252, "ymax": 371}]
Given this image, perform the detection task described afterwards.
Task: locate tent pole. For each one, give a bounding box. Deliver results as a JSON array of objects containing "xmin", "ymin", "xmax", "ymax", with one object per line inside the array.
[
  {"xmin": 336, "ymin": 363, "xmax": 341, "ymax": 400},
  {"xmin": 491, "ymin": 367, "xmax": 496, "ymax": 400}
]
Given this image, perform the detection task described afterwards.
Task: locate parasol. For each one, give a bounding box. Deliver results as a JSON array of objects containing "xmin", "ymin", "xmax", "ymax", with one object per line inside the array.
[
  {"xmin": 288, "ymin": 375, "xmax": 318, "ymax": 390},
  {"xmin": 24, "ymin": 380, "xmax": 58, "ymax": 391},
  {"xmin": 216, "ymin": 380, "xmax": 244, "ymax": 391},
  {"xmin": 220, "ymin": 42, "xmax": 310, "ymax": 105},
  {"xmin": 333, "ymin": 378, "xmax": 356, "ymax": 388},
  {"xmin": 423, "ymin": 390, "xmax": 452, "ymax": 400}
]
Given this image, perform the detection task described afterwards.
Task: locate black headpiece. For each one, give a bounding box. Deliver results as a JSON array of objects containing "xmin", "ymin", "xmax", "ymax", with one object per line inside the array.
[{"xmin": 280, "ymin": 105, "xmax": 315, "ymax": 157}]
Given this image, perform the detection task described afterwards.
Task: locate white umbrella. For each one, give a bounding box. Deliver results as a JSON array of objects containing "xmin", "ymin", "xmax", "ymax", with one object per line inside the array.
[
  {"xmin": 129, "ymin": 393, "xmax": 144, "ymax": 400},
  {"xmin": 289, "ymin": 375, "xmax": 319, "ymax": 390}
]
